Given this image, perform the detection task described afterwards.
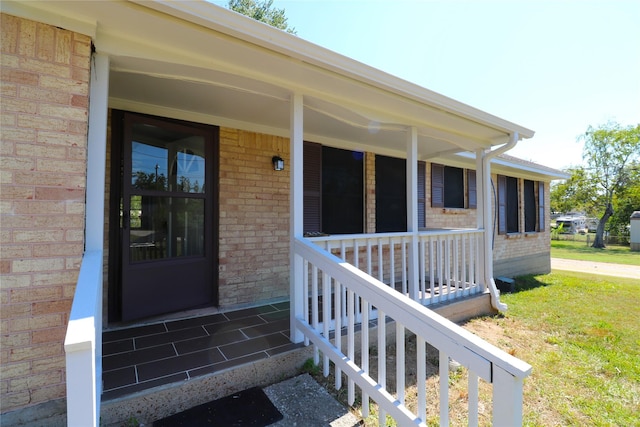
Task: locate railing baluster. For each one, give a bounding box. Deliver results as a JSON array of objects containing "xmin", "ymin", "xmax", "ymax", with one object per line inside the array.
[
  {"xmin": 439, "ymin": 351, "xmax": 449, "ymax": 427},
  {"xmin": 461, "ymin": 234, "xmax": 467, "ymax": 296},
  {"xmin": 354, "ymin": 239, "xmax": 361, "ymax": 323},
  {"xmin": 378, "ymin": 237, "xmax": 384, "ymax": 284},
  {"xmin": 468, "ymin": 371, "xmax": 479, "ymax": 427},
  {"xmin": 378, "ymin": 309, "xmax": 387, "ymax": 425},
  {"xmin": 445, "ymin": 236, "xmax": 452, "ymax": 300},
  {"xmin": 476, "ymin": 233, "xmax": 482, "ymax": 291},
  {"xmin": 451, "ymin": 235, "xmax": 460, "ymax": 298},
  {"xmin": 429, "ymin": 236, "xmax": 435, "ymax": 305},
  {"xmin": 367, "ymin": 239, "xmax": 373, "ymax": 276},
  {"xmin": 467, "ymin": 234, "xmax": 473, "ymax": 294},
  {"xmin": 340, "ymin": 240, "xmax": 347, "ymax": 332},
  {"xmin": 322, "ymin": 272, "xmax": 331, "ymax": 376},
  {"xmin": 303, "ymin": 259, "xmax": 309, "ymax": 346},
  {"xmin": 335, "ymin": 279, "xmax": 342, "ymax": 390},
  {"xmin": 419, "ymin": 237, "xmax": 426, "ymax": 304},
  {"xmin": 417, "ymin": 335, "xmax": 426, "ymax": 422},
  {"xmin": 401, "ymin": 237, "xmax": 408, "ymax": 295},
  {"xmin": 390, "ymin": 238, "xmax": 396, "ymax": 292},
  {"xmin": 396, "ymin": 323, "xmax": 405, "ymax": 405},
  {"xmin": 437, "ymin": 236, "xmax": 443, "ymax": 303},
  {"xmin": 347, "ymin": 288, "xmax": 355, "ymax": 406},
  {"xmin": 312, "ymin": 265, "xmax": 320, "ymax": 365},
  {"xmin": 361, "ymin": 298, "xmax": 370, "ymax": 419}
]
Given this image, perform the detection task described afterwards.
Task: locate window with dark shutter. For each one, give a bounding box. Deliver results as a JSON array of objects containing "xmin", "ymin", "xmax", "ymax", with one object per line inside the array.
[
  {"xmin": 303, "ymin": 141, "xmax": 322, "ymax": 233},
  {"xmin": 506, "ymin": 176, "xmax": 519, "ymax": 233},
  {"xmin": 498, "ymin": 175, "xmax": 523, "ymax": 234},
  {"xmin": 497, "ymin": 175, "xmax": 507, "ymax": 235},
  {"xmin": 538, "ymin": 181, "xmax": 545, "ymax": 232},
  {"xmin": 524, "ymin": 179, "xmax": 536, "ymax": 232},
  {"xmin": 468, "ymin": 170, "xmax": 477, "ymax": 209},
  {"xmin": 376, "ymin": 155, "xmax": 406, "ymax": 232},
  {"xmin": 418, "ymin": 161, "xmax": 426, "ymax": 228},
  {"xmin": 303, "ymin": 143, "xmax": 364, "ymax": 235},
  {"xmin": 431, "ymin": 163, "xmax": 470, "ymax": 209},
  {"xmin": 431, "ymin": 163, "xmax": 444, "ymax": 208}
]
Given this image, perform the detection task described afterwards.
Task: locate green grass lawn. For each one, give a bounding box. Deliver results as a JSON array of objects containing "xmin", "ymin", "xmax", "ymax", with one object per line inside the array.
[
  {"xmin": 464, "ymin": 271, "xmax": 640, "ymax": 427},
  {"xmin": 551, "ymin": 239, "xmax": 640, "ymax": 266}
]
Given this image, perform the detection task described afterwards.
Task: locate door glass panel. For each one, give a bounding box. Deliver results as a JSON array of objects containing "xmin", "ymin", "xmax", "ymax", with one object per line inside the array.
[
  {"xmin": 129, "ymin": 196, "xmax": 205, "ymax": 262},
  {"xmin": 131, "ymin": 123, "xmax": 206, "ymax": 193}
]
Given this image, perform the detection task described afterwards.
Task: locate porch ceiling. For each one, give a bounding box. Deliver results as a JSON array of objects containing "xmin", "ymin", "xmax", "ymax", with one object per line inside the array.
[
  {"xmin": 109, "ymin": 62, "xmax": 459, "ymax": 159},
  {"xmin": 6, "ymin": 0, "xmax": 535, "ymax": 159}
]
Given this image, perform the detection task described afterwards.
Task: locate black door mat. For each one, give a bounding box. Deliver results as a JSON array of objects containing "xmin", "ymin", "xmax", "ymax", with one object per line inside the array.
[{"xmin": 152, "ymin": 387, "xmax": 283, "ymax": 426}]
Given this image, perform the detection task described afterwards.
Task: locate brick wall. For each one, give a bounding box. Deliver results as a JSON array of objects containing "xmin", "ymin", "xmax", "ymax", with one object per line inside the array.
[
  {"xmin": 0, "ymin": 14, "xmax": 91, "ymax": 414},
  {"xmin": 217, "ymin": 129, "xmax": 290, "ymax": 307}
]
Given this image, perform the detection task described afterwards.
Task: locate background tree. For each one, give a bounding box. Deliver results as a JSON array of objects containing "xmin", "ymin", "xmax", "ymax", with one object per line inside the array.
[
  {"xmin": 580, "ymin": 122, "xmax": 640, "ymax": 248},
  {"xmin": 550, "ymin": 166, "xmax": 594, "ymax": 214},
  {"xmin": 227, "ymin": 0, "xmax": 296, "ymax": 34},
  {"xmin": 606, "ymin": 162, "xmax": 640, "ymax": 243}
]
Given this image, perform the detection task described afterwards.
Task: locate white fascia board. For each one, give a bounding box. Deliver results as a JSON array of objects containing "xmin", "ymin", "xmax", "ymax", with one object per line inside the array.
[
  {"xmin": 130, "ymin": 0, "xmax": 535, "ymax": 141},
  {"xmin": 450, "ymin": 151, "xmax": 570, "ymax": 181},
  {"xmin": 491, "ymin": 157, "xmax": 570, "ymax": 181}
]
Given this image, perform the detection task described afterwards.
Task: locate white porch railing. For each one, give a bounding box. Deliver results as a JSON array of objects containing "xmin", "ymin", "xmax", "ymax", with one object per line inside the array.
[
  {"xmin": 294, "ymin": 237, "xmax": 531, "ymax": 426},
  {"xmin": 308, "ymin": 229, "xmax": 485, "ymax": 306},
  {"xmin": 64, "ymin": 250, "xmax": 103, "ymax": 427}
]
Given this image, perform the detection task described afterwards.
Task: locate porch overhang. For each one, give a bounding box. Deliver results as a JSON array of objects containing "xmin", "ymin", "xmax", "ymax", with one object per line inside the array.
[{"xmin": 3, "ymin": 0, "xmax": 534, "ymax": 158}]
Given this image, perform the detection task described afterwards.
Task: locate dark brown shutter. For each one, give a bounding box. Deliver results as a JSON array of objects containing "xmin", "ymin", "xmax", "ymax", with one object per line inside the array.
[
  {"xmin": 497, "ymin": 175, "xmax": 507, "ymax": 235},
  {"xmin": 538, "ymin": 181, "xmax": 545, "ymax": 232},
  {"xmin": 431, "ymin": 163, "xmax": 444, "ymax": 208},
  {"xmin": 467, "ymin": 169, "xmax": 477, "ymax": 209},
  {"xmin": 418, "ymin": 161, "xmax": 426, "ymax": 228},
  {"xmin": 303, "ymin": 141, "xmax": 322, "ymax": 233}
]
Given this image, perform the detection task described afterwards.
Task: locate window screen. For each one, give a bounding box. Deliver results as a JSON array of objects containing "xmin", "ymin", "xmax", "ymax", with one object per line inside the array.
[
  {"xmin": 498, "ymin": 175, "xmax": 519, "ymax": 234},
  {"xmin": 322, "ymin": 147, "xmax": 364, "ymax": 234},
  {"xmin": 524, "ymin": 179, "xmax": 536, "ymax": 232},
  {"xmin": 376, "ymin": 155, "xmax": 406, "ymax": 232}
]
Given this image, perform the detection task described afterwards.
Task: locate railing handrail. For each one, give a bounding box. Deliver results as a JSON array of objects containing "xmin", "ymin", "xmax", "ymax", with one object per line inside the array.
[
  {"xmin": 306, "ymin": 228, "xmax": 483, "ymax": 244},
  {"xmin": 294, "ymin": 237, "xmax": 531, "ymax": 379}
]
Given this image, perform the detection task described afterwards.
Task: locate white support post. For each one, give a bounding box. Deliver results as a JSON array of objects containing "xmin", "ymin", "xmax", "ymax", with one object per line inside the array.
[
  {"xmin": 475, "ymin": 149, "xmax": 487, "ymax": 288},
  {"xmin": 290, "ymin": 93, "xmax": 305, "ymax": 343},
  {"xmin": 492, "ymin": 365, "xmax": 525, "ymax": 427},
  {"xmin": 86, "ymin": 54, "xmax": 109, "ymax": 252},
  {"xmin": 406, "ymin": 126, "xmax": 419, "ymax": 300},
  {"xmin": 65, "ymin": 53, "xmax": 109, "ymax": 427}
]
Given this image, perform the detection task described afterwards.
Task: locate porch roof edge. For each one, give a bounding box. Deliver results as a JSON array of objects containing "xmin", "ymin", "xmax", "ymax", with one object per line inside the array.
[{"xmin": 131, "ymin": 0, "xmax": 535, "ymax": 142}]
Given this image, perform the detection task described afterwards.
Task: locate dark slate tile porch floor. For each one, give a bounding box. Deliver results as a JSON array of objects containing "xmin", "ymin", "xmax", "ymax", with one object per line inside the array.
[{"xmin": 101, "ymin": 302, "xmax": 303, "ymax": 401}]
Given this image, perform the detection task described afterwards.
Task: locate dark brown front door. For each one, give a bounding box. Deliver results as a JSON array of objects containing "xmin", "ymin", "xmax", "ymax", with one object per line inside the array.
[{"xmin": 112, "ymin": 111, "xmax": 218, "ymax": 322}]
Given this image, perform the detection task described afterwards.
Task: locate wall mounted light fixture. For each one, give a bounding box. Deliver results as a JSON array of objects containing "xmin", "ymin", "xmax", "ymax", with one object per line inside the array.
[{"xmin": 272, "ymin": 155, "xmax": 284, "ymax": 171}]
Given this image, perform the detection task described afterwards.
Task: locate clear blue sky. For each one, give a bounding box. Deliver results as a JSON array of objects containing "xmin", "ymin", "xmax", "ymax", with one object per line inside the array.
[{"xmin": 217, "ymin": 0, "xmax": 640, "ymax": 170}]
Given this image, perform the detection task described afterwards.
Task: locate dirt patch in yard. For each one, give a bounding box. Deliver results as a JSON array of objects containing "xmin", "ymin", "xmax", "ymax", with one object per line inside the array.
[{"xmin": 310, "ymin": 315, "xmax": 564, "ymax": 426}]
